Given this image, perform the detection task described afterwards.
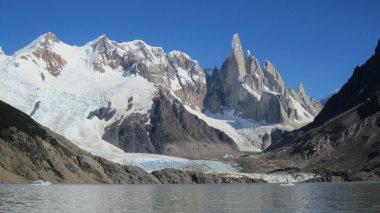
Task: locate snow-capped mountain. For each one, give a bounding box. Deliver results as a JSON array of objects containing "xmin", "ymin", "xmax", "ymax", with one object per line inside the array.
[
  {"xmin": 0, "ymin": 32, "xmax": 321, "ymax": 159},
  {"xmin": 203, "ymin": 34, "xmax": 322, "ymax": 149},
  {"xmin": 205, "ymin": 34, "xmax": 321, "ymax": 125},
  {"xmin": 0, "ymin": 32, "xmax": 237, "ymax": 160}
]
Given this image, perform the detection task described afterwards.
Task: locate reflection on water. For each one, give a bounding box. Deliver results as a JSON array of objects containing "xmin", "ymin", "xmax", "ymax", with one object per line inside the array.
[{"xmin": 1, "ymin": 182, "xmax": 380, "ymax": 212}]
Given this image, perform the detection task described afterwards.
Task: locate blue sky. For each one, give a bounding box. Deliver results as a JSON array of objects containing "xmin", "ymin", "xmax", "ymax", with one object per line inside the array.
[{"xmin": 0, "ymin": 0, "xmax": 379, "ymax": 99}]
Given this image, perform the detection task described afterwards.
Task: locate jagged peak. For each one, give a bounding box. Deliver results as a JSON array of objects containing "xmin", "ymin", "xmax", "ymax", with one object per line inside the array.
[
  {"xmin": 298, "ymin": 82, "xmax": 305, "ymax": 94},
  {"xmin": 34, "ymin": 32, "xmax": 60, "ymax": 45},
  {"xmin": 231, "ymin": 33, "xmax": 242, "ymax": 50},
  {"xmin": 263, "ymin": 60, "xmax": 280, "ymax": 75},
  {"xmin": 263, "ymin": 59, "xmax": 273, "ymax": 71},
  {"xmin": 246, "ymin": 50, "xmax": 259, "ymax": 62},
  {"xmin": 90, "ymin": 34, "xmax": 115, "ymax": 48},
  {"xmin": 15, "ymin": 32, "xmax": 63, "ymax": 55},
  {"xmin": 97, "ymin": 34, "xmax": 108, "ymax": 40},
  {"xmin": 228, "ymin": 34, "xmax": 246, "ymax": 77},
  {"xmin": 45, "ymin": 32, "xmax": 59, "ymax": 42}
]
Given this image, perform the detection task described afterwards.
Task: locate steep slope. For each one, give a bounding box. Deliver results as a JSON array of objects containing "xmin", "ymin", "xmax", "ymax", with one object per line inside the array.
[
  {"xmin": 102, "ymin": 89, "xmax": 238, "ymax": 158},
  {"xmin": 0, "ymin": 100, "xmax": 160, "ymax": 184},
  {"xmin": 266, "ymin": 40, "xmax": 380, "ymax": 180},
  {"xmin": 320, "ymin": 89, "xmax": 339, "ymax": 105}
]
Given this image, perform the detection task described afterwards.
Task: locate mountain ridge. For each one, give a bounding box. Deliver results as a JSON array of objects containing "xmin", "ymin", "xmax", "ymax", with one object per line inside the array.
[{"xmin": 0, "ymin": 32, "xmax": 321, "ymax": 159}]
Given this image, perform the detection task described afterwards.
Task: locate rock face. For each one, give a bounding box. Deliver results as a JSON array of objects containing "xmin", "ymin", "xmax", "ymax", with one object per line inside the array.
[
  {"xmin": 102, "ymin": 89, "xmax": 238, "ymax": 158},
  {"xmin": 29, "ymin": 33, "xmax": 67, "ymax": 76},
  {"xmin": 87, "ymin": 101, "xmax": 116, "ymax": 121},
  {"xmin": 205, "ymin": 34, "xmax": 322, "ymax": 125},
  {"xmin": 266, "ymin": 40, "xmax": 380, "ymax": 179},
  {"xmin": 0, "ymin": 100, "xmax": 160, "ymax": 184}
]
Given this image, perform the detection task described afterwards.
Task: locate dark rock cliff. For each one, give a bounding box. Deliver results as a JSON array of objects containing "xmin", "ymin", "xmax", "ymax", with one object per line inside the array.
[
  {"xmin": 102, "ymin": 89, "xmax": 238, "ymax": 159},
  {"xmin": 266, "ymin": 40, "xmax": 380, "ymax": 180}
]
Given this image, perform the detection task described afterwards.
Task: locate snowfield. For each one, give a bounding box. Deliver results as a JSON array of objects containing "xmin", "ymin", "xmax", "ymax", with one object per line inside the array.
[{"xmin": 185, "ymin": 107, "xmax": 295, "ymax": 152}]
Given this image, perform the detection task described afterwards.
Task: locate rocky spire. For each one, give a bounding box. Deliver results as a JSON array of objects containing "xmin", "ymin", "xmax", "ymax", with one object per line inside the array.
[
  {"xmin": 245, "ymin": 50, "xmax": 264, "ymax": 93},
  {"xmin": 262, "ymin": 60, "xmax": 285, "ymax": 94},
  {"xmin": 230, "ymin": 33, "xmax": 247, "ymax": 78},
  {"xmin": 231, "ymin": 34, "xmax": 243, "ymax": 53},
  {"xmin": 298, "ymin": 82, "xmax": 309, "ymax": 103},
  {"xmin": 298, "ymin": 82, "xmax": 305, "ymax": 95}
]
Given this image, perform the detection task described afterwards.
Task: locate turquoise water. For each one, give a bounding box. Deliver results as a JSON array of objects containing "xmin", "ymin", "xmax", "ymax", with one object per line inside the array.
[{"xmin": 1, "ymin": 182, "xmax": 379, "ymax": 212}]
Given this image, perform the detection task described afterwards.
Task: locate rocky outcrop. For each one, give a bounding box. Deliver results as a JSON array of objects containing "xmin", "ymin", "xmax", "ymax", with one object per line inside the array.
[
  {"xmin": 87, "ymin": 101, "xmax": 116, "ymax": 121},
  {"xmin": 102, "ymin": 112, "xmax": 156, "ymax": 153},
  {"xmin": 152, "ymin": 168, "xmax": 266, "ymax": 184},
  {"xmin": 205, "ymin": 34, "xmax": 322, "ymax": 125},
  {"xmin": 266, "ymin": 39, "xmax": 380, "ymax": 178},
  {"xmin": 30, "ymin": 33, "xmax": 67, "ymax": 76},
  {"xmin": 91, "ymin": 35, "xmax": 123, "ymax": 72},
  {"xmin": 102, "ymin": 89, "xmax": 238, "ymax": 158}
]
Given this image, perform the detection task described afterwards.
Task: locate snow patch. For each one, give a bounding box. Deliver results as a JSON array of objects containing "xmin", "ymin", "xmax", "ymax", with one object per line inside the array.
[
  {"xmin": 242, "ymin": 83, "xmax": 261, "ymax": 100},
  {"xmin": 230, "ymin": 172, "xmax": 318, "ymax": 183}
]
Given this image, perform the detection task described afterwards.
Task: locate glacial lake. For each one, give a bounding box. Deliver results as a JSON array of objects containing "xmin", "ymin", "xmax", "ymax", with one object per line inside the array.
[{"xmin": 1, "ymin": 182, "xmax": 380, "ymax": 212}]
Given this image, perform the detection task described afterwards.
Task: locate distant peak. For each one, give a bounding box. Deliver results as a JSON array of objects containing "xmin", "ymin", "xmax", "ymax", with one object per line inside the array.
[
  {"xmin": 231, "ymin": 33, "xmax": 242, "ymax": 50},
  {"xmin": 18, "ymin": 32, "xmax": 61, "ymax": 53},
  {"xmin": 298, "ymin": 82, "xmax": 305, "ymax": 93},
  {"xmin": 263, "ymin": 59, "xmax": 275, "ymax": 75},
  {"xmin": 46, "ymin": 32, "xmax": 59, "ymax": 41},
  {"xmin": 39, "ymin": 32, "xmax": 60, "ymax": 43},
  {"xmin": 0, "ymin": 46, "xmax": 3, "ymax": 55},
  {"xmin": 264, "ymin": 59, "xmax": 271, "ymax": 67},
  {"xmin": 376, "ymin": 39, "xmax": 380, "ymax": 55},
  {"xmin": 93, "ymin": 34, "xmax": 111, "ymax": 44},
  {"xmin": 90, "ymin": 34, "xmax": 117, "ymax": 50},
  {"xmin": 97, "ymin": 34, "xmax": 108, "ymax": 41}
]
